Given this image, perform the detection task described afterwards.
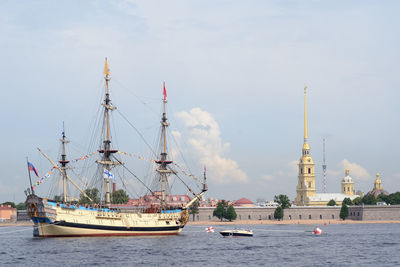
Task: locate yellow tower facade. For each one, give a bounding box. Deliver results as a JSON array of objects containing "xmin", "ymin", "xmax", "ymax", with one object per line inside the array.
[
  {"xmin": 341, "ymin": 169, "xmax": 354, "ymax": 196},
  {"xmin": 294, "ymin": 87, "xmax": 315, "ymax": 206},
  {"xmin": 374, "ymin": 173, "xmax": 382, "ymax": 190}
]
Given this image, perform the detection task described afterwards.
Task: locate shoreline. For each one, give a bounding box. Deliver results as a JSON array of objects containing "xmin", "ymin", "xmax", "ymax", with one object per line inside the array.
[
  {"xmin": 0, "ymin": 222, "xmax": 33, "ymax": 227},
  {"xmin": 187, "ymin": 219, "xmax": 400, "ymax": 226}
]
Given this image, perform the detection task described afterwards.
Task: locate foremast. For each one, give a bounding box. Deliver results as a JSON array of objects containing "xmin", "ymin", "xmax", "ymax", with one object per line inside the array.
[
  {"xmin": 96, "ymin": 58, "xmax": 121, "ymax": 207},
  {"xmin": 156, "ymin": 82, "xmax": 173, "ymax": 211},
  {"xmin": 59, "ymin": 123, "xmax": 70, "ymax": 203}
]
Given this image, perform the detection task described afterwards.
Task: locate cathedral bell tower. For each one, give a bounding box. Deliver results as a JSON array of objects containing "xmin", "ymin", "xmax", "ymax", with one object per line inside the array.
[
  {"xmin": 341, "ymin": 169, "xmax": 354, "ymax": 196},
  {"xmin": 294, "ymin": 87, "xmax": 316, "ymax": 206}
]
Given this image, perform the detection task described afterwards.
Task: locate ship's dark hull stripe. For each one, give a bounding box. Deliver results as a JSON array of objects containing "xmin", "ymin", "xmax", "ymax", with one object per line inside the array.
[
  {"xmin": 53, "ymin": 221, "xmax": 181, "ymax": 232},
  {"xmin": 39, "ymin": 232, "xmax": 180, "ymax": 237},
  {"xmin": 220, "ymin": 233, "xmax": 253, "ymax": 237}
]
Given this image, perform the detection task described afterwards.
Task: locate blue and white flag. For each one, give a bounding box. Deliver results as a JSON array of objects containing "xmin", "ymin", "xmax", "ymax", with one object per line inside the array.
[{"xmin": 103, "ymin": 169, "xmax": 116, "ymax": 181}]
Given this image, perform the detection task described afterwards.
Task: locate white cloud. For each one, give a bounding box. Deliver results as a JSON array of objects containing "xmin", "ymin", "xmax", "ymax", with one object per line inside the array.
[
  {"xmin": 339, "ymin": 159, "xmax": 371, "ymax": 181},
  {"xmin": 175, "ymin": 108, "xmax": 248, "ymax": 184}
]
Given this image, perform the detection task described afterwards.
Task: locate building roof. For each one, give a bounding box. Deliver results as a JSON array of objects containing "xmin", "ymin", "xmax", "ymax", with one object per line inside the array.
[
  {"xmin": 0, "ymin": 205, "xmax": 15, "ymax": 210},
  {"xmin": 233, "ymin": 197, "xmax": 254, "ymax": 205},
  {"xmin": 366, "ymin": 189, "xmax": 389, "ymax": 198}
]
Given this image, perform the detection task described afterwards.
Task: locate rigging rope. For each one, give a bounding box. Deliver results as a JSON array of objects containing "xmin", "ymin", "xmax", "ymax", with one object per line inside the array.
[
  {"xmin": 116, "ymin": 109, "xmax": 157, "ymax": 158},
  {"xmin": 111, "ymin": 155, "xmax": 162, "ymax": 202}
]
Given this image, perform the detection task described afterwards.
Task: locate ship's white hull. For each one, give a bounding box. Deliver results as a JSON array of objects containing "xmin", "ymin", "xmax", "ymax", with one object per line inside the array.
[
  {"xmin": 35, "ymin": 222, "xmax": 183, "ymax": 237},
  {"xmin": 26, "ymin": 195, "xmax": 188, "ymax": 237}
]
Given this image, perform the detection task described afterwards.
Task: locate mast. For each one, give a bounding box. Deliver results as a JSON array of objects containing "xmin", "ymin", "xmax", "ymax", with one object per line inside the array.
[
  {"xmin": 156, "ymin": 82, "xmax": 172, "ymax": 211},
  {"xmin": 26, "ymin": 157, "xmax": 34, "ymax": 195},
  {"xmin": 96, "ymin": 58, "xmax": 120, "ymax": 207},
  {"xmin": 38, "ymin": 148, "xmax": 93, "ymax": 202},
  {"xmin": 203, "ymin": 166, "xmax": 208, "ymax": 192},
  {"xmin": 59, "ymin": 122, "xmax": 70, "ymax": 202}
]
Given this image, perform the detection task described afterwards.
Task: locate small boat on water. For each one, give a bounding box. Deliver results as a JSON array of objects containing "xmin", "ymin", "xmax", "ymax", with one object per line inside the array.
[{"xmin": 220, "ymin": 229, "xmax": 253, "ymax": 237}]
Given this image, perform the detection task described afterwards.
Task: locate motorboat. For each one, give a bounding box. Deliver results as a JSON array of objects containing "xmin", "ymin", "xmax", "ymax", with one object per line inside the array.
[{"xmin": 219, "ymin": 229, "xmax": 253, "ymax": 237}]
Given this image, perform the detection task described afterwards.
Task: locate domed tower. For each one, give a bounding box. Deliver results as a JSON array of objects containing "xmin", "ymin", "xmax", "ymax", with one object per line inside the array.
[
  {"xmin": 341, "ymin": 169, "xmax": 354, "ymax": 196},
  {"xmin": 374, "ymin": 173, "xmax": 383, "ymax": 190},
  {"xmin": 367, "ymin": 173, "xmax": 389, "ymax": 198},
  {"xmin": 294, "ymin": 87, "xmax": 315, "ymax": 206}
]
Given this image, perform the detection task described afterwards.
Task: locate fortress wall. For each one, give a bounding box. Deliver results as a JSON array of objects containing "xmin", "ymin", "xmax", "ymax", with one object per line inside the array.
[
  {"xmin": 358, "ymin": 205, "xmax": 400, "ymax": 220},
  {"xmin": 283, "ymin": 206, "xmax": 340, "ymax": 221},
  {"xmin": 190, "ymin": 205, "xmax": 400, "ymax": 222}
]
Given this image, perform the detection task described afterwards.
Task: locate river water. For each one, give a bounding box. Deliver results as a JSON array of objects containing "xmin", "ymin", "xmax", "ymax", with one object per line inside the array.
[{"xmin": 1, "ymin": 223, "xmax": 399, "ymax": 266}]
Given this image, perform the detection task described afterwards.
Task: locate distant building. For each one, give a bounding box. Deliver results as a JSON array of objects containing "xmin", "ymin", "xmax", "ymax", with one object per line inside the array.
[
  {"xmin": 366, "ymin": 173, "xmax": 389, "ymax": 198},
  {"xmin": 232, "ymin": 197, "xmax": 254, "ymax": 207},
  {"xmin": 128, "ymin": 192, "xmax": 191, "ymax": 208},
  {"xmin": 341, "ymin": 169, "xmax": 355, "ymax": 196},
  {"xmin": 200, "ymin": 197, "xmax": 220, "ymax": 207},
  {"xmin": 294, "ymin": 87, "xmax": 359, "ymax": 206},
  {"xmin": 356, "ymin": 190, "xmax": 364, "ymax": 197},
  {"xmin": 0, "ymin": 205, "xmax": 17, "ymax": 222},
  {"xmin": 256, "ymin": 201, "xmax": 279, "ymax": 208}
]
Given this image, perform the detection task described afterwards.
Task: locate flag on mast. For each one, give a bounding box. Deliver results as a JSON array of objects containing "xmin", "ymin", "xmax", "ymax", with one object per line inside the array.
[
  {"xmin": 104, "ymin": 169, "xmax": 115, "ymax": 181},
  {"xmin": 163, "ymin": 81, "xmax": 167, "ymax": 101},
  {"xmin": 104, "ymin": 58, "xmax": 111, "ymax": 76},
  {"xmin": 27, "ymin": 162, "xmax": 39, "ymax": 177}
]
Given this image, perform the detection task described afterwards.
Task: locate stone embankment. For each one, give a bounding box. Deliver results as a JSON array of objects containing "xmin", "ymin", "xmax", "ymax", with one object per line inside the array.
[{"xmin": 188, "ymin": 219, "xmax": 400, "ymax": 226}]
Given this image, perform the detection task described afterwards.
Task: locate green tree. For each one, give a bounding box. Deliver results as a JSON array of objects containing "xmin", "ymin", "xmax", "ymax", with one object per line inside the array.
[
  {"xmin": 189, "ymin": 200, "xmax": 199, "ymax": 221},
  {"xmin": 213, "ymin": 200, "xmax": 228, "ymax": 221},
  {"xmin": 274, "ymin": 194, "xmax": 291, "ymax": 209},
  {"xmin": 362, "ymin": 194, "xmax": 376, "ymax": 205},
  {"xmin": 353, "ymin": 197, "xmax": 363, "ymax": 206},
  {"xmin": 79, "ymin": 188, "xmax": 100, "ymax": 204},
  {"xmin": 342, "ymin": 197, "xmax": 353, "ymax": 206},
  {"xmin": 274, "ymin": 206, "xmax": 283, "ymax": 220},
  {"xmin": 376, "ymin": 193, "xmax": 389, "ymax": 204},
  {"xmin": 327, "ymin": 199, "xmax": 337, "ymax": 206},
  {"xmin": 15, "ymin": 202, "xmax": 26, "ymax": 210},
  {"xmin": 340, "ymin": 203, "xmax": 349, "ymax": 220},
  {"xmin": 388, "ymin": 192, "xmax": 400, "ymax": 205},
  {"xmin": 1, "ymin": 202, "xmax": 16, "ymax": 208},
  {"xmin": 111, "ymin": 189, "xmax": 129, "ymax": 204},
  {"xmin": 225, "ymin": 205, "xmax": 237, "ymax": 221}
]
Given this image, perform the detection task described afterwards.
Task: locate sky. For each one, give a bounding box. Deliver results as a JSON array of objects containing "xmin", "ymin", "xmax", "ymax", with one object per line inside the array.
[{"xmin": 1, "ymin": 0, "xmax": 400, "ymax": 204}]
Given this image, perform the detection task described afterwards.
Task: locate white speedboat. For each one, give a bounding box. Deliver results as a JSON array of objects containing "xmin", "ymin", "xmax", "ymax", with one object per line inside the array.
[{"xmin": 220, "ymin": 229, "xmax": 253, "ymax": 237}]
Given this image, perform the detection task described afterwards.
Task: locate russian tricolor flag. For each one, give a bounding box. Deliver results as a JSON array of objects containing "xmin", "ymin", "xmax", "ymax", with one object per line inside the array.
[{"xmin": 28, "ymin": 162, "xmax": 39, "ymax": 177}]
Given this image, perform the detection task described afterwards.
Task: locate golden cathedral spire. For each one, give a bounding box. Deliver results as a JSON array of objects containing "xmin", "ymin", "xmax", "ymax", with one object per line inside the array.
[
  {"xmin": 302, "ymin": 86, "xmax": 310, "ymax": 152},
  {"xmin": 295, "ymin": 86, "xmax": 315, "ymax": 206},
  {"xmin": 304, "ymin": 86, "xmax": 308, "ymax": 142}
]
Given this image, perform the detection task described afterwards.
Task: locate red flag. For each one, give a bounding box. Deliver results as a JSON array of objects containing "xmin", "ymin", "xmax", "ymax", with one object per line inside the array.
[{"xmin": 163, "ymin": 82, "xmax": 167, "ymax": 100}]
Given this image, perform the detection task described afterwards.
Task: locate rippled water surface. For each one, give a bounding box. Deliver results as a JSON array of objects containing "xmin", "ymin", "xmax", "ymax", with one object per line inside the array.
[{"xmin": 1, "ymin": 223, "xmax": 400, "ymax": 266}]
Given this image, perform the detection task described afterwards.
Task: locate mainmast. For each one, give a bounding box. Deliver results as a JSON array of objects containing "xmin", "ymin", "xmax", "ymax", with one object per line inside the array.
[
  {"xmin": 156, "ymin": 82, "xmax": 173, "ymax": 211},
  {"xmin": 96, "ymin": 58, "xmax": 120, "ymax": 207},
  {"xmin": 59, "ymin": 122, "xmax": 70, "ymax": 202}
]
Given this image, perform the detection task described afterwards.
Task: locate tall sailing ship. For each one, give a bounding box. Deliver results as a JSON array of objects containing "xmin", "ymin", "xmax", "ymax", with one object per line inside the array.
[{"xmin": 25, "ymin": 59, "xmax": 207, "ymax": 237}]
